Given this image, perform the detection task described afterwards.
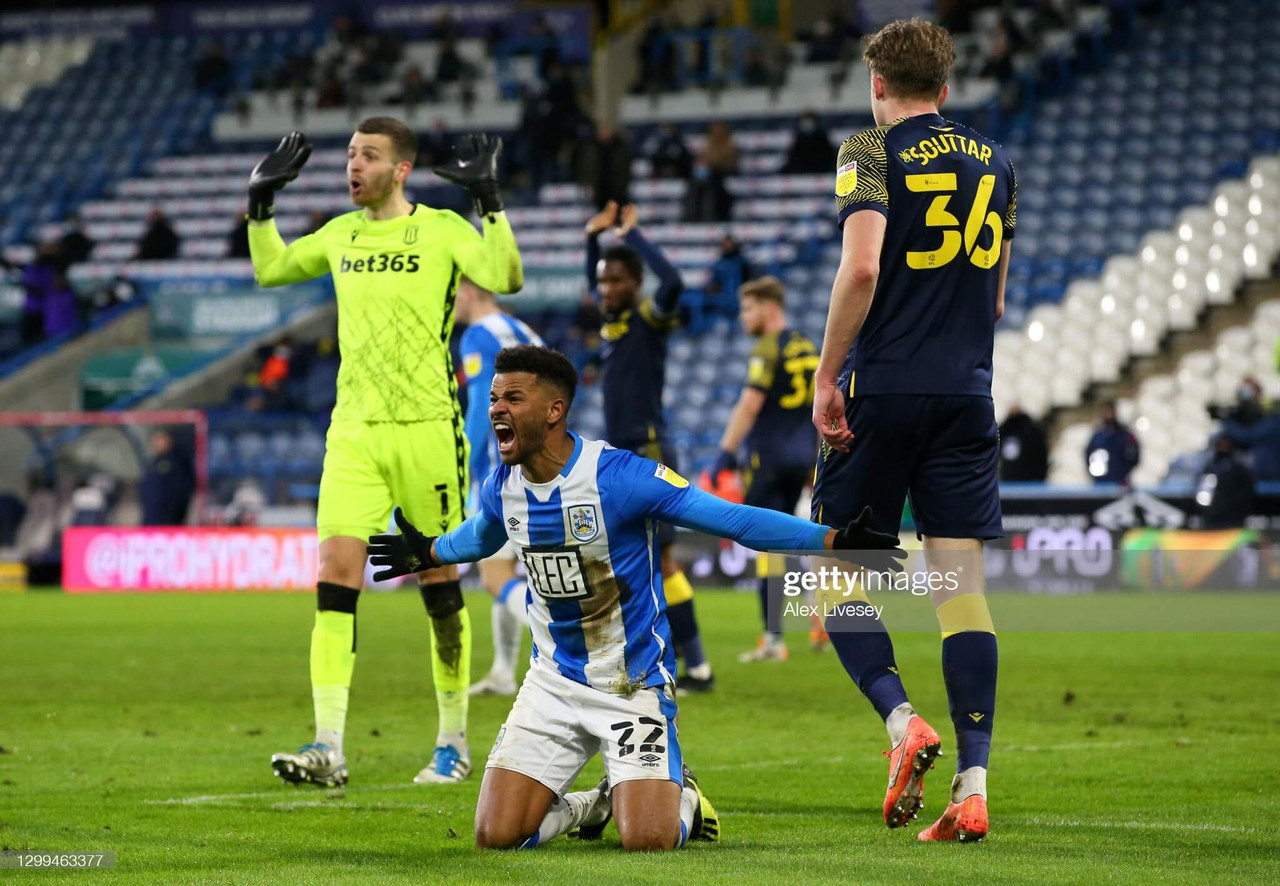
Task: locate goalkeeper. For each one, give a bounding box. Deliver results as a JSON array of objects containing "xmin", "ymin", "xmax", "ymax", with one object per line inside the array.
[{"xmin": 248, "ymin": 117, "xmax": 523, "ymax": 787}]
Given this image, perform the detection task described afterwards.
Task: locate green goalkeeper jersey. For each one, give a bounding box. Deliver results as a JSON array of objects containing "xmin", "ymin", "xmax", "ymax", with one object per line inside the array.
[{"xmin": 248, "ymin": 205, "xmax": 523, "ymax": 422}]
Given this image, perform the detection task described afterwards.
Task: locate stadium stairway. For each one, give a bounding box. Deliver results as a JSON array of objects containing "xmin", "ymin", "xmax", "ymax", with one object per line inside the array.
[{"xmin": 0, "ymin": 304, "xmax": 150, "ymax": 413}]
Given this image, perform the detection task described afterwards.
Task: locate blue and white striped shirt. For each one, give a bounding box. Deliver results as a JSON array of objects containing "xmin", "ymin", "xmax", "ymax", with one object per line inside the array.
[{"xmin": 435, "ymin": 433, "xmax": 828, "ymax": 694}]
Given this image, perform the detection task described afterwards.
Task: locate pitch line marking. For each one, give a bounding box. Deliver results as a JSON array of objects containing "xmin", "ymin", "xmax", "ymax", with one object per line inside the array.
[
  {"xmin": 148, "ymin": 783, "xmax": 424, "ymax": 805},
  {"xmin": 1011, "ymin": 816, "xmax": 1257, "ymax": 834}
]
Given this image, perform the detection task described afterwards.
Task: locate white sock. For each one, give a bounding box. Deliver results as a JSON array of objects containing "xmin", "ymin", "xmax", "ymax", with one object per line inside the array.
[
  {"xmin": 315, "ymin": 729, "xmax": 343, "ymax": 758},
  {"xmin": 490, "ymin": 601, "xmax": 514, "ymax": 676},
  {"xmin": 503, "ymin": 581, "xmax": 529, "ymax": 626},
  {"xmin": 436, "ymin": 730, "xmax": 467, "ymax": 755},
  {"xmin": 687, "ymin": 662, "xmax": 712, "ymax": 680},
  {"xmin": 885, "ymin": 702, "xmax": 917, "ymax": 747},
  {"xmin": 519, "ymin": 786, "xmax": 602, "ymax": 849},
  {"xmin": 952, "ymin": 766, "xmax": 987, "ymax": 802},
  {"xmin": 678, "ymin": 785, "xmax": 699, "ymax": 847}
]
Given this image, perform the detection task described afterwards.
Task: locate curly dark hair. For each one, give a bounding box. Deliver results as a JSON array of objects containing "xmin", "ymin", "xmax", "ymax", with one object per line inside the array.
[
  {"xmin": 493, "ymin": 345, "xmax": 578, "ymax": 408},
  {"xmin": 601, "ymin": 244, "xmax": 644, "ymax": 282}
]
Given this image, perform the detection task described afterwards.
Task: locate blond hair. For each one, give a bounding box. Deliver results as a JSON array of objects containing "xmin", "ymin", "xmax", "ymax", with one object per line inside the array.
[{"xmin": 739, "ymin": 275, "xmax": 786, "ymax": 306}]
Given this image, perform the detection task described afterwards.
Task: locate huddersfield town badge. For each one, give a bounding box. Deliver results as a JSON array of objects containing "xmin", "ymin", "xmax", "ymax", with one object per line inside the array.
[{"xmin": 567, "ymin": 505, "xmax": 599, "ymax": 543}]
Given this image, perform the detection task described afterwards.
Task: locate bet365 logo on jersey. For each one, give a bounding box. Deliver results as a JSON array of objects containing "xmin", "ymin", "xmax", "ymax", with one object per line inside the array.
[{"xmin": 338, "ymin": 253, "xmax": 420, "ymax": 273}]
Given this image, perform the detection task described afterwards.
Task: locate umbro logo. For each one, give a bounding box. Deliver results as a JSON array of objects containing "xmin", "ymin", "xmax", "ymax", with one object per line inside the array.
[
  {"xmin": 639, "ymin": 753, "xmax": 661, "ymax": 765},
  {"xmin": 507, "ymin": 517, "xmax": 521, "ymax": 529},
  {"xmin": 969, "ymin": 712, "xmax": 985, "ymax": 723}
]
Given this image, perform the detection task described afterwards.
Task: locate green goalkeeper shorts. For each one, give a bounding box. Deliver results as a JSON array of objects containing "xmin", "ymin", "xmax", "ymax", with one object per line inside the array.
[{"xmin": 317, "ymin": 419, "xmax": 468, "ymax": 544}]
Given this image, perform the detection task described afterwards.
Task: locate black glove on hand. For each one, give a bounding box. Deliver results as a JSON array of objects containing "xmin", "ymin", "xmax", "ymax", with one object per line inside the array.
[
  {"xmin": 712, "ymin": 449, "xmax": 738, "ymax": 477},
  {"xmin": 367, "ymin": 507, "xmax": 439, "ymax": 581},
  {"xmin": 248, "ymin": 131, "xmax": 312, "ymax": 222},
  {"xmin": 831, "ymin": 506, "xmax": 907, "ymax": 574},
  {"xmin": 432, "ymin": 133, "xmax": 504, "ymax": 217}
]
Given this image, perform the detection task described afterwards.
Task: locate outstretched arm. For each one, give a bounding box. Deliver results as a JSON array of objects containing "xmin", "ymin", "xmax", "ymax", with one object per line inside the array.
[
  {"xmin": 451, "ymin": 213, "xmax": 524, "ymax": 295},
  {"xmin": 367, "ymin": 505, "xmax": 507, "ymax": 580},
  {"xmin": 248, "ymin": 222, "xmax": 329, "ymax": 287},
  {"xmin": 621, "ymin": 217, "xmax": 683, "ymax": 315},
  {"xmin": 433, "ymin": 509, "xmax": 510, "ymax": 565},
  {"xmin": 659, "ymin": 483, "xmax": 831, "ymax": 551}
]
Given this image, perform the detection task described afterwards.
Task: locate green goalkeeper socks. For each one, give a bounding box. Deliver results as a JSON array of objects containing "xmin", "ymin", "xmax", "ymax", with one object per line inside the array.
[
  {"xmin": 311, "ymin": 583, "xmax": 360, "ymax": 755},
  {"xmin": 422, "ymin": 580, "xmax": 471, "ymax": 748}
]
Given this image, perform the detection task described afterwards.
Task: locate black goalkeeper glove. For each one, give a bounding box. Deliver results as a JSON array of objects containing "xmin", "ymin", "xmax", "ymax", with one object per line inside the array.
[
  {"xmin": 831, "ymin": 506, "xmax": 907, "ymax": 574},
  {"xmin": 366, "ymin": 507, "xmax": 439, "ymax": 581},
  {"xmin": 248, "ymin": 131, "xmax": 312, "ymax": 222},
  {"xmin": 432, "ymin": 133, "xmax": 504, "ymax": 218}
]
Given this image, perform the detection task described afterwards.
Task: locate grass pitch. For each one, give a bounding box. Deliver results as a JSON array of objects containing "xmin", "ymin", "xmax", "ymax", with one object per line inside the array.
[{"xmin": 2, "ymin": 589, "xmax": 1278, "ymax": 884}]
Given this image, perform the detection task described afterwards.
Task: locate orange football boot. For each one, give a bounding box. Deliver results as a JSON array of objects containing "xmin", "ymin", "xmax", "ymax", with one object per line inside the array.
[
  {"xmin": 882, "ymin": 716, "xmax": 942, "ymax": 828},
  {"xmin": 808, "ymin": 615, "xmax": 830, "ymax": 652},
  {"xmin": 918, "ymin": 793, "xmax": 988, "ymax": 843}
]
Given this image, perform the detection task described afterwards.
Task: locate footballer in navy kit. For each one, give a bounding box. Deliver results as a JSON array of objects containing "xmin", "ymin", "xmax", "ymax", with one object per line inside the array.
[
  {"xmin": 367, "ymin": 345, "xmax": 903, "ymax": 851},
  {"xmin": 810, "ymin": 18, "xmax": 1016, "ymax": 842},
  {"xmin": 710, "ymin": 276, "xmax": 820, "ymax": 662},
  {"xmin": 585, "ymin": 200, "xmax": 714, "ymax": 693}
]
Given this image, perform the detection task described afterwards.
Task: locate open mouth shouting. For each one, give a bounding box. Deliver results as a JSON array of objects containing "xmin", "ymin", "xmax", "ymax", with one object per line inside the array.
[{"xmin": 493, "ymin": 420, "xmax": 516, "ymax": 456}]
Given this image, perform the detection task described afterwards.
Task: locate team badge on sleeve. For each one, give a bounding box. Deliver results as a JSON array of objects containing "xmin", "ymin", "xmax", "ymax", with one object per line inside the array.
[
  {"xmin": 568, "ymin": 505, "xmax": 600, "ymax": 542},
  {"xmin": 463, "ymin": 352, "xmax": 482, "ymax": 379},
  {"xmin": 836, "ymin": 160, "xmax": 858, "ymax": 197},
  {"xmin": 654, "ymin": 464, "xmax": 688, "ymax": 488}
]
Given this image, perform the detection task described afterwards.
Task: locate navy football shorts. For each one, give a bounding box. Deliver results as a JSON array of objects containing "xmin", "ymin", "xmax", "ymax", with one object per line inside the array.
[
  {"xmin": 811, "ymin": 394, "xmax": 1002, "ymax": 539},
  {"xmin": 743, "ymin": 459, "xmax": 810, "ymax": 517}
]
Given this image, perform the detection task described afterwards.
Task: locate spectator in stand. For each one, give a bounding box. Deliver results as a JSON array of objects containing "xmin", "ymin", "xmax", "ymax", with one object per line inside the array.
[
  {"xmin": 998, "ymin": 404, "xmax": 1049, "ymax": 482},
  {"xmin": 58, "ymin": 214, "xmax": 95, "ymax": 267},
  {"xmin": 432, "ymin": 12, "xmax": 461, "ymax": 42},
  {"xmin": 544, "ymin": 61, "xmax": 581, "ymax": 124},
  {"xmin": 704, "ymin": 234, "xmax": 755, "ymax": 318},
  {"xmin": 1216, "ymin": 378, "xmax": 1280, "ymax": 480},
  {"xmin": 1085, "ymin": 400, "xmax": 1140, "ymax": 485},
  {"xmin": 315, "ymin": 64, "xmax": 347, "ymax": 109},
  {"xmin": 228, "ymin": 212, "xmax": 250, "ymax": 259},
  {"xmin": 194, "ymin": 40, "xmax": 232, "ymax": 97},
  {"xmin": 1197, "ymin": 435, "xmax": 1255, "ymax": 528},
  {"xmin": 578, "ymin": 123, "xmax": 632, "ymax": 210},
  {"xmin": 685, "ymin": 121, "xmax": 738, "ymax": 222},
  {"xmin": 804, "ymin": 7, "xmax": 863, "ymax": 74},
  {"xmin": 417, "ymin": 119, "xmax": 450, "ymax": 168},
  {"xmin": 515, "ymin": 88, "xmax": 560, "ymax": 190},
  {"xmin": 42, "ymin": 271, "xmax": 78, "ymax": 340},
  {"xmin": 140, "ymin": 429, "xmax": 195, "ymax": 526},
  {"xmin": 648, "ymin": 122, "xmax": 693, "ymax": 180},
  {"xmin": 436, "ymin": 39, "xmax": 469, "ymax": 84},
  {"xmin": 1209, "ymin": 376, "xmax": 1265, "ymax": 426},
  {"xmin": 136, "ymin": 209, "xmax": 180, "ymax": 261},
  {"xmin": 781, "ymin": 111, "xmax": 836, "ymax": 174},
  {"xmin": 390, "ymin": 64, "xmax": 434, "ymax": 110},
  {"xmin": 307, "ymin": 210, "xmax": 331, "ymax": 234},
  {"xmin": 20, "ymin": 243, "xmax": 58, "ymax": 345},
  {"xmin": 259, "ymin": 336, "xmax": 295, "ymax": 388},
  {"xmin": 635, "ymin": 15, "xmax": 677, "ymax": 93},
  {"xmin": 742, "ymin": 46, "xmax": 772, "ymax": 87},
  {"xmin": 527, "ymin": 15, "xmax": 562, "ymax": 79}
]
